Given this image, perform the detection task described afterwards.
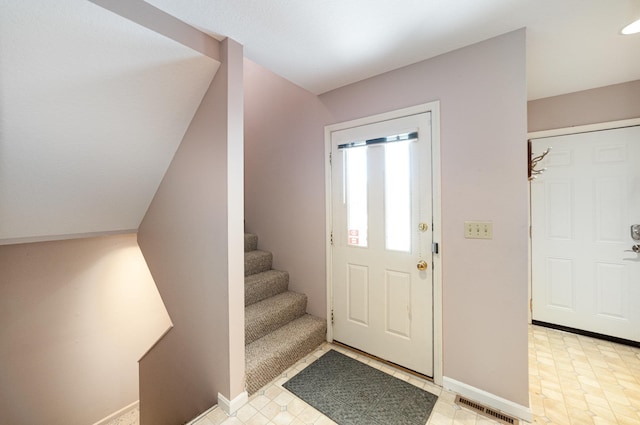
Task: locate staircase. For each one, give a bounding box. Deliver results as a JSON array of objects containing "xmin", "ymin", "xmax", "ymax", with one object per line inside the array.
[{"xmin": 244, "ymin": 233, "xmax": 327, "ymax": 394}]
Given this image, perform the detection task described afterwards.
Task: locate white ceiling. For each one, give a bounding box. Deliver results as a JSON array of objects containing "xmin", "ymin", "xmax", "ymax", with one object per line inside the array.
[
  {"xmin": 145, "ymin": 0, "xmax": 640, "ymax": 98},
  {"xmin": 2, "ymin": 0, "xmax": 639, "ymax": 244}
]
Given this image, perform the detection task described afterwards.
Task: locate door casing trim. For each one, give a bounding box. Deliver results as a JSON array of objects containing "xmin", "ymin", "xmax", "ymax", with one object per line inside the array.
[
  {"xmin": 324, "ymin": 101, "xmax": 442, "ymax": 386},
  {"xmin": 528, "ymin": 117, "xmax": 640, "ymax": 140}
]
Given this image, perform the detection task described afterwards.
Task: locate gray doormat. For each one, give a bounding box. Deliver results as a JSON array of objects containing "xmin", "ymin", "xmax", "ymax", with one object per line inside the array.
[{"xmin": 283, "ymin": 349, "xmax": 438, "ymax": 425}]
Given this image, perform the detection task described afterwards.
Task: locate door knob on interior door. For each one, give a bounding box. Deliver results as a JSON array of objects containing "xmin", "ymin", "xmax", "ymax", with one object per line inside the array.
[{"xmin": 417, "ymin": 260, "xmax": 428, "ymax": 271}]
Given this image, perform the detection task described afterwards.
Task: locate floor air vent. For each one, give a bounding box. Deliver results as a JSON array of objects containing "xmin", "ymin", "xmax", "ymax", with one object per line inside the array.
[{"xmin": 454, "ymin": 395, "xmax": 519, "ymax": 425}]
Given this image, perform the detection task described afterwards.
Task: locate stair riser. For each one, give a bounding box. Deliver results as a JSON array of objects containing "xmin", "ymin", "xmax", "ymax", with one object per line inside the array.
[
  {"xmin": 245, "ymin": 317, "xmax": 326, "ymax": 395},
  {"xmin": 245, "ymin": 295, "xmax": 307, "ymax": 345},
  {"xmin": 244, "ymin": 234, "xmax": 258, "ymax": 252},
  {"xmin": 244, "ymin": 251, "xmax": 272, "ymax": 276},
  {"xmin": 245, "ymin": 271, "xmax": 289, "ymax": 306}
]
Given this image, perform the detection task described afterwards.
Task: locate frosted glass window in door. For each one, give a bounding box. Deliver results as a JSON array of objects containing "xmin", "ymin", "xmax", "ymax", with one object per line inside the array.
[
  {"xmin": 385, "ymin": 141, "xmax": 411, "ymax": 252},
  {"xmin": 345, "ymin": 148, "xmax": 368, "ymax": 247}
]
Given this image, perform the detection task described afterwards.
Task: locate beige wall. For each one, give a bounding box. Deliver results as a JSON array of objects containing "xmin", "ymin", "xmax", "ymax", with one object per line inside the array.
[
  {"xmin": 0, "ymin": 234, "xmax": 170, "ymax": 425},
  {"xmin": 322, "ymin": 29, "xmax": 529, "ymax": 407},
  {"xmin": 137, "ymin": 38, "xmax": 245, "ymax": 425},
  {"xmin": 244, "ymin": 59, "xmax": 332, "ymax": 318},
  {"xmin": 528, "ymin": 79, "xmax": 640, "ymax": 132},
  {"xmin": 245, "ymin": 29, "xmax": 529, "ymax": 408}
]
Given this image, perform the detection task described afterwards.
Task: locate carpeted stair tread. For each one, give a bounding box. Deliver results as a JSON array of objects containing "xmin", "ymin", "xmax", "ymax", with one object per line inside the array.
[
  {"xmin": 244, "ymin": 250, "xmax": 272, "ymax": 276},
  {"xmin": 245, "ymin": 291, "xmax": 307, "ymax": 345},
  {"xmin": 245, "ymin": 269, "xmax": 289, "ymax": 306},
  {"xmin": 244, "ymin": 233, "xmax": 258, "ymax": 252},
  {"xmin": 246, "ymin": 314, "xmax": 327, "ymax": 394},
  {"xmin": 242, "ymin": 231, "xmax": 326, "ymax": 395}
]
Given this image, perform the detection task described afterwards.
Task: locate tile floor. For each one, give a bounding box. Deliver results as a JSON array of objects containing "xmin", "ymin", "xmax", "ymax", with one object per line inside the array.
[
  {"xmin": 104, "ymin": 406, "xmax": 139, "ymax": 425},
  {"xmin": 528, "ymin": 325, "xmax": 640, "ymax": 425},
  {"xmin": 115, "ymin": 325, "xmax": 640, "ymax": 425},
  {"xmin": 194, "ymin": 342, "xmax": 450, "ymax": 425}
]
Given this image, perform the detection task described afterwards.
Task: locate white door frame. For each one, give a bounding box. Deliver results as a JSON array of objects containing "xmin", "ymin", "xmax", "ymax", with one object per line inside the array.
[
  {"xmin": 527, "ymin": 117, "xmax": 640, "ymax": 324},
  {"xmin": 324, "ymin": 101, "xmax": 443, "ymax": 386}
]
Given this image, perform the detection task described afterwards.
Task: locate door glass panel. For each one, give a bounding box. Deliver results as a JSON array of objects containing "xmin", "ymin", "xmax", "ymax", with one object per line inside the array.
[
  {"xmin": 345, "ymin": 147, "xmax": 368, "ymax": 247},
  {"xmin": 385, "ymin": 141, "xmax": 411, "ymax": 252}
]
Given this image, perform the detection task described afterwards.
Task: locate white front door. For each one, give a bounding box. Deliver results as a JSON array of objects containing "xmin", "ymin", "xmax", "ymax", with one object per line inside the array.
[
  {"xmin": 531, "ymin": 125, "xmax": 640, "ymax": 342},
  {"xmin": 330, "ymin": 112, "xmax": 433, "ymax": 376}
]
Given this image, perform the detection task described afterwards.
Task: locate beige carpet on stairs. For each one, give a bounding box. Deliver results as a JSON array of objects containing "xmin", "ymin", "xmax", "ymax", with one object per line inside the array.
[{"xmin": 243, "ymin": 233, "xmax": 326, "ymax": 394}]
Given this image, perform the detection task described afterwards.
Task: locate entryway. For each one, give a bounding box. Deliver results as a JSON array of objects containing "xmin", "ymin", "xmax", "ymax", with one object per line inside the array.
[{"xmin": 325, "ymin": 103, "xmax": 442, "ymax": 380}]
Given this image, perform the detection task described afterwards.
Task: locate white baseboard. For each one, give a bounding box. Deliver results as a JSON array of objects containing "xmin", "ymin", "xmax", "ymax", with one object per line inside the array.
[
  {"xmin": 218, "ymin": 391, "xmax": 248, "ymax": 415},
  {"xmin": 186, "ymin": 404, "xmax": 219, "ymax": 425},
  {"xmin": 91, "ymin": 401, "xmax": 139, "ymax": 425},
  {"xmin": 443, "ymin": 377, "xmax": 532, "ymax": 423}
]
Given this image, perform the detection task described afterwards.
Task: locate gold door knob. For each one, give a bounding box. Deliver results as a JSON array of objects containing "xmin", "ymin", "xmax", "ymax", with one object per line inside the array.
[{"xmin": 417, "ymin": 260, "xmax": 428, "ymax": 271}]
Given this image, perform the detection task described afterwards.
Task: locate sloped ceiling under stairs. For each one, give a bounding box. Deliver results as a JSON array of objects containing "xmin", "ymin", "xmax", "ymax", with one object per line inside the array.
[{"xmin": 0, "ymin": 0, "xmax": 219, "ymax": 244}]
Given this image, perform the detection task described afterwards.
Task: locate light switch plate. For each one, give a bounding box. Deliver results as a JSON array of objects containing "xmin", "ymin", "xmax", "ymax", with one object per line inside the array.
[{"xmin": 464, "ymin": 221, "xmax": 493, "ymax": 239}]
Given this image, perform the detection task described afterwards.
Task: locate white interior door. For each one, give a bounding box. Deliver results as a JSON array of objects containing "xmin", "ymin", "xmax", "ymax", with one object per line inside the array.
[
  {"xmin": 330, "ymin": 113, "xmax": 433, "ymax": 376},
  {"xmin": 531, "ymin": 125, "xmax": 640, "ymax": 343}
]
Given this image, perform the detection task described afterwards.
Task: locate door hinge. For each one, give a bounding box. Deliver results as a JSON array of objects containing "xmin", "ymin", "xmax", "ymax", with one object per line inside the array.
[
  {"xmin": 530, "ymin": 298, "xmax": 533, "ymax": 313},
  {"xmin": 331, "ymin": 308, "xmax": 334, "ymax": 325},
  {"xmin": 330, "ymin": 231, "xmax": 334, "ymax": 246},
  {"xmin": 329, "ymin": 152, "xmax": 332, "ymax": 166}
]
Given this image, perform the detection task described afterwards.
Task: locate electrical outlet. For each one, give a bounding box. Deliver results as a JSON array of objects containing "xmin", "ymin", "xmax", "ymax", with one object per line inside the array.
[{"xmin": 464, "ymin": 221, "xmax": 493, "ymax": 239}]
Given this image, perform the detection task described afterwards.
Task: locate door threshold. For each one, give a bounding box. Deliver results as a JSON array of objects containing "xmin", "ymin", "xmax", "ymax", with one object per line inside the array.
[
  {"xmin": 331, "ymin": 340, "xmax": 434, "ymax": 382},
  {"xmin": 532, "ymin": 320, "xmax": 640, "ymax": 348}
]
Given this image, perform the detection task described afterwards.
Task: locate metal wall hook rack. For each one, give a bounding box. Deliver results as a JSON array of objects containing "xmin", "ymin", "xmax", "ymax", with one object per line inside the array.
[{"xmin": 528, "ymin": 140, "xmax": 551, "ymax": 181}]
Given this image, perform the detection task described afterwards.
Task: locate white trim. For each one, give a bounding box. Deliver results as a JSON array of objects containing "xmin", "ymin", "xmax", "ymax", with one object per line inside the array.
[
  {"xmin": 528, "ymin": 118, "xmax": 640, "ymax": 140},
  {"xmin": 325, "ymin": 103, "xmax": 438, "ymax": 133},
  {"xmin": 217, "ymin": 391, "xmax": 248, "ymax": 416},
  {"xmin": 527, "ymin": 180, "xmax": 532, "ymax": 325},
  {"xmin": 430, "ymin": 103, "xmax": 443, "ymax": 386},
  {"xmin": 91, "ymin": 401, "xmax": 139, "ymax": 425},
  {"xmin": 324, "ymin": 124, "xmax": 334, "ymax": 342},
  {"xmin": 443, "ymin": 377, "xmax": 532, "ymax": 423},
  {"xmin": 324, "ymin": 101, "xmax": 443, "ymax": 386}
]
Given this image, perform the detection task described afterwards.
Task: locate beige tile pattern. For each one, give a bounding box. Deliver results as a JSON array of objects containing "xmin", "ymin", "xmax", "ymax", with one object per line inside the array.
[
  {"xmin": 529, "ymin": 325, "xmax": 640, "ymax": 425},
  {"xmin": 196, "ymin": 343, "xmax": 506, "ymax": 425},
  {"xmin": 201, "ymin": 327, "xmax": 640, "ymax": 425},
  {"xmin": 119, "ymin": 325, "xmax": 640, "ymax": 425}
]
